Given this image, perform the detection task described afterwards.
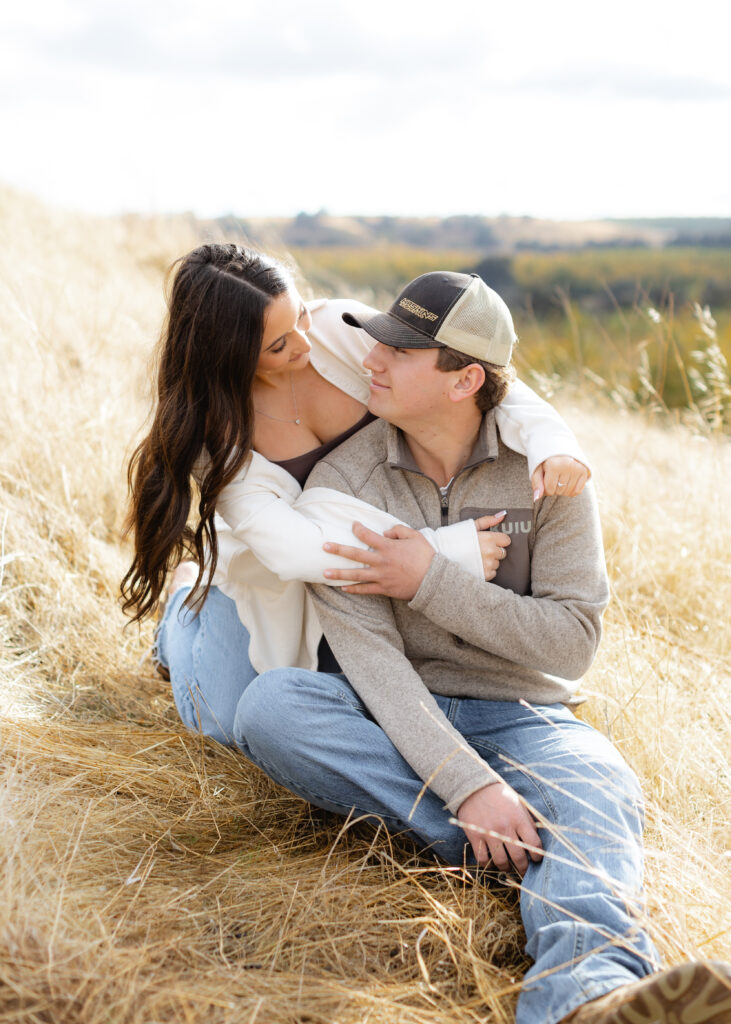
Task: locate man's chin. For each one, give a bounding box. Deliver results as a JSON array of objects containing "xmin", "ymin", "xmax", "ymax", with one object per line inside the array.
[{"xmin": 368, "ymin": 395, "xmax": 405, "ymax": 430}]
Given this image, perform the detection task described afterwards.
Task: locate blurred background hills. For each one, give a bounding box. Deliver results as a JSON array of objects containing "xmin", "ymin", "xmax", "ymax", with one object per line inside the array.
[
  {"xmin": 219, "ymin": 212, "xmax": 731, "ymax": 252},
  {"xmin": 180, "ymin": 211, "xmax": 731, "ymax": 315}
]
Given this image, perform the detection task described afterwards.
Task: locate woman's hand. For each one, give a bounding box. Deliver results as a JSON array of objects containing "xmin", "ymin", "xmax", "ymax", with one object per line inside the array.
[
  {"xmin": 473, "ymin": 512, "xmax": 510, "ymax": 580},
  {"xmin": 531, "ymin": 456, "xmax": 589, "ymax": 500},
  {"xmin": 323, "ymin": 522, "xmax": 435, "ymax": 599}
]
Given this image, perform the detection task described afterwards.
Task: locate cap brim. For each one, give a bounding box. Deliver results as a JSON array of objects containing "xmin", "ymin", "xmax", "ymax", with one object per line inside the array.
[{"xmin": 342, "ymin": 310, "xmax": 443, "ymax": 349}]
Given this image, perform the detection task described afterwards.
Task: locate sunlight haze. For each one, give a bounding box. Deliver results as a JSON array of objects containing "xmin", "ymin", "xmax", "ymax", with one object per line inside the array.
[{"xmin": 2, "ymin": 0, "xmax": 730, "ymax": 219}]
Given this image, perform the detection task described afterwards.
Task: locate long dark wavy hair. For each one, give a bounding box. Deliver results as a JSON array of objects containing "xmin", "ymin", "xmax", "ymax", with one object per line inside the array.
[{"xmin": 121, "ymin": 243, "xmax": 291, "ymax": 623}]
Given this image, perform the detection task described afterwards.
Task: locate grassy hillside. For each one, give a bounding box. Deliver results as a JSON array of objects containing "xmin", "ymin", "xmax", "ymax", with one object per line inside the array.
[{"xmin": 0, "ymin": 188, "xmax": 729, "ymax": 1023}]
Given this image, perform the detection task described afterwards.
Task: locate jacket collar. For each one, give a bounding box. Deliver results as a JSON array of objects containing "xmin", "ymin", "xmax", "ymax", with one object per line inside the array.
[{"xmin": 386, "ymin": 410, "xmax": 499, "ymax": 476}]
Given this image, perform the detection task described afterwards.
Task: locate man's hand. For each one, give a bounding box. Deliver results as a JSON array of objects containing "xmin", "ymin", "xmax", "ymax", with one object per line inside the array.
[
  {"xmin": 457, "ymin": 781, "xmax": 543, "ymax": 876},
  {"xmin": 473, "ymin": 511, "xmax": 510, "ymax": 580},
  {"xmin": 322, "ymin": 521, "xmax": 435, "ymax": 599},
  {"xmin": 531, "ymin": 456, "xmax": 589, "ymax": 500}
]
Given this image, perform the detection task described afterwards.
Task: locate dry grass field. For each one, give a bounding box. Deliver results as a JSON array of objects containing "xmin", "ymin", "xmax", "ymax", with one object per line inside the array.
[{"xmin": 0, "ymin": 186, "xmax": 729, "ymax": 1023}]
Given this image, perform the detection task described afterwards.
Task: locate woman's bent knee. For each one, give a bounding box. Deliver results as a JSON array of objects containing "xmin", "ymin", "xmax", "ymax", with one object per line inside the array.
[
  {"xmin": 233, "ymin": 668, "xmax": 302, "ymax": 756},
  {"xmin": 233, "ymin": 668, "xmax": 360, "ymax": 767}
]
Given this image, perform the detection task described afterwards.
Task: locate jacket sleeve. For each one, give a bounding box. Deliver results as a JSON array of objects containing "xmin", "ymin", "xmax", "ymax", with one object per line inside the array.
[
  {"xmin": 307, "ymin": 579, "xmax": 501, "ymax": 813},
  {"xmin": 214, "ymin": 452, "xmax": 483, "ymax": 585},
  {"xmin": 495, "ymin": 378, "xmax": 590, "ymax": 477},
  {"xmin": 409, "ymin": 485, "xmax": 610, "ymax": 681}
]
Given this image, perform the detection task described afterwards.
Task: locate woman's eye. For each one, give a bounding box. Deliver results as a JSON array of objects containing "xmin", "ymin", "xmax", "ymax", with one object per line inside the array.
[
  {"xmin": 298, "ymin": 306, "xmax": 308, "ymax": 323},
  {"xmin": 272, "ymin": 340, "xmax": 287, "ymax": 354}
]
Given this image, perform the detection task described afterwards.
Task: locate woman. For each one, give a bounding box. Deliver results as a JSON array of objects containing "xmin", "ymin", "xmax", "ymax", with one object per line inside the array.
[{"xmin": 122, "ymin": 243, "xmax": 589, "ymax": 745}]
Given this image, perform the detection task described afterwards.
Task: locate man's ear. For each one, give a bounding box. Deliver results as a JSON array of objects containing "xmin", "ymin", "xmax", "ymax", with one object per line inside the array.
[{"xmin": 449, "ymin": 363, "xmax": 485, "ymax": 403}]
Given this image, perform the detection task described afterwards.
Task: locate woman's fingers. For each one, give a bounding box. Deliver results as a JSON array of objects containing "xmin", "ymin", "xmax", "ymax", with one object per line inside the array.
[
  {"xmin": 474, "ymin": 516, "xmax": 510, "ymax": 580},
  {"xmin": 476, "ymin": 530, "xmax": 510, "ymax": 551},
  {"xmin": 476, "ymin": 530, "xmax": 511, "ymax": 580},
  {"xmin": 473, "ymin": 511, "xmax": 507, "ymax": 531},
  {"xmin": 540, "ymin": 456, "xmax": 590, "ymax": 497},
  {"xmin": 565, "ymin": 463, "xmax": 590, "ymax": 496},
  {"xmin": 530, "ymin": 464, "xmax": 545, "ymax": 502}
]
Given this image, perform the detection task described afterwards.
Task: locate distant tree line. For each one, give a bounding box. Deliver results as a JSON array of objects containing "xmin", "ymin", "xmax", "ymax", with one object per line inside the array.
[
  {"xmin": 469, "ymin": 255, "xmax": 731, "ymax": 314},
  {"xmin": 217, "ymin": 211, "xmax": 731, "ymax": 254}
]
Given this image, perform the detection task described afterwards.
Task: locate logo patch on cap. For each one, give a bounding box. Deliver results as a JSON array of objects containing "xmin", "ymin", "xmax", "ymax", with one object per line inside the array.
[{"xmin": 398, "ymin": 298, "xmax": 438, "ymax": 321}]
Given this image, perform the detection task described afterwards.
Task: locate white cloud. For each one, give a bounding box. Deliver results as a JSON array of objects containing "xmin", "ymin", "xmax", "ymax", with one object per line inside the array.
[{"xmin": 1, "ymin": 0, "xmax": 729, "ymax": 217}]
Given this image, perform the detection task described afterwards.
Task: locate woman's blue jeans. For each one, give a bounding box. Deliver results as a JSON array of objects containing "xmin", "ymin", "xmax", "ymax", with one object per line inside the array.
[{"xmin": 156, "ymin": 586, "xmax": 660, "ymax": 1024}]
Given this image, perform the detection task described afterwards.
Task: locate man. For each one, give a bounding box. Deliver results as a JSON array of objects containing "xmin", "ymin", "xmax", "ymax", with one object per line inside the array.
[{"xmin": 234, "ymin": 272, "xmax": 731, "ymax": 1023}]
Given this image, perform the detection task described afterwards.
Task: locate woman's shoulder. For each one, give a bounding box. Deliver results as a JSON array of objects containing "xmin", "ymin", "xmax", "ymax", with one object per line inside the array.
[
  {"xmin": 307, "ymin": 297, "xmax": 378, "ymax": 349},
  {"xmin": 306, "ymin": 298, "xmax": 375, "ymax": 396},
  {"xmin": 307, "ymin": 296, "xmax": 378, "ymax": 321}
]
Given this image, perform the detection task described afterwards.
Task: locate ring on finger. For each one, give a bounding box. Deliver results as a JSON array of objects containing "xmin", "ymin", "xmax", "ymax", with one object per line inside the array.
[{"xmin": 557, "ymin": 481, "xmax": 565, "ymax": 487}]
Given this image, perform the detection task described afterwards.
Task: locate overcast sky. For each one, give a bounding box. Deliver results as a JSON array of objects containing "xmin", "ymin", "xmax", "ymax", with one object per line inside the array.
[{"xmin": 2, "ymin": 0, "xmax": 730, "ymax": 220}]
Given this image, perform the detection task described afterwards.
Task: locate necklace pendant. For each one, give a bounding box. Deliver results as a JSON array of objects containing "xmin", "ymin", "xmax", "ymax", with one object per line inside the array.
[{"xmin": 295, "ymin": 418, "xmax": 301, "ymax": 425}]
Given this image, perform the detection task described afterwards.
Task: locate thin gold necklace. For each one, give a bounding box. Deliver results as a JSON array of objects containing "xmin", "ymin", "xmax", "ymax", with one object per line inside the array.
[{"xmin": 254, "ymin": 372, "xmax": 301, "ymax": 425}]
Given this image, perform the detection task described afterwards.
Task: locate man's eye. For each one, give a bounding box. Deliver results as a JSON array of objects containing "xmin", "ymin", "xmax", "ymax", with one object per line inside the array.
[{"xmin": 298, "ymin": 306, "xmax": 308, "ymax": 323}]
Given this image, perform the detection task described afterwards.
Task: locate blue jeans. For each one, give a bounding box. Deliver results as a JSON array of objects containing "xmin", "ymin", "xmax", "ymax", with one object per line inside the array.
[
  {"xmin": 157, "ymin": 586, "xmax": 660, "ymax": 1024},
  {"xmin": 155, "ymin": 586, "xmax": 259, "ymax": 746}
]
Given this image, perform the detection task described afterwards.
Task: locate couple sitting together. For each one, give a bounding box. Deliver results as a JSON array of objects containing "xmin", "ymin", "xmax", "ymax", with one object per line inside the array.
[{"xmin": 122, "ymin": 245, "xmax": 730, "ymax": 1024}]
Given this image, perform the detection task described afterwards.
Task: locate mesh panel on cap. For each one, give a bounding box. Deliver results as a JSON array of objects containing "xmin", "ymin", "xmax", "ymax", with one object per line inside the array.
[{"xmin": 445, "ymin": 283, "xmax": 499, "ymax": 338}]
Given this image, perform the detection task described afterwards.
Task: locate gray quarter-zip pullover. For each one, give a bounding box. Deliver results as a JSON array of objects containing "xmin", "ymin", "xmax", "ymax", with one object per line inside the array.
[{"xmin": 306, "ymin": 412, "xmax": 609, "ymax": 813}]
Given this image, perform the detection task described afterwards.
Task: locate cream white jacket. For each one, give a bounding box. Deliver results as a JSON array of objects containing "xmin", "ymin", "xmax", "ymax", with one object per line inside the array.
[{"xmin": 210, "ymin": 298, "xmax": 588, "ymax": 673}]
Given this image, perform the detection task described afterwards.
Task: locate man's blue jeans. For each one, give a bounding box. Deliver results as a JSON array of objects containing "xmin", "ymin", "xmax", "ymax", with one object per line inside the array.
[{"xmin": 156, "ymin": 586, "xmax": 660, "ymax": 1024}]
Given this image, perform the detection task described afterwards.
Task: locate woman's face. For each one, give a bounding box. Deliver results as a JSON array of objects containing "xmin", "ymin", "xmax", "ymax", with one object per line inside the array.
[{"xmin": 256, "ymin": 289, "xmax": 312, "ymax": 378}]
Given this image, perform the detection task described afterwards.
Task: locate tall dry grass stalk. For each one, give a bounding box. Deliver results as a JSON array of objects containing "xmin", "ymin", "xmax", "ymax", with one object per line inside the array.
[{"xmin": 0, "ymin": 186, "xmax": 728, "ymax": 1023}]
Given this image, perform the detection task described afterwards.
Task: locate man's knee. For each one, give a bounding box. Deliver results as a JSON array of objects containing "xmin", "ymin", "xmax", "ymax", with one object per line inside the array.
[
  {"xmin": 583, "ymin": 739, "xmax": 645, "ymax": 818},
  {"xmin": 608, "ymin": 755, "xmax": 646, "ymax": 833},
  {"xmin": 550, "ymin": 744, "xmax": 646, "ymax": 845},
  {"xmin": 512, "ymin": 722, "xmax": 646, "ymax": 841}
]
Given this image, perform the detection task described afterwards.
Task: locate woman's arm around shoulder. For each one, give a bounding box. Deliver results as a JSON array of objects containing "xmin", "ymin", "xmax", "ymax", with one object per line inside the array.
[
  {"xmin": 214, "ymin": 451, "xmax": 485, "ymax": 587},
  {"xmin": 495, "ymin": 377, "xmax": 591, "ymax": 497}
]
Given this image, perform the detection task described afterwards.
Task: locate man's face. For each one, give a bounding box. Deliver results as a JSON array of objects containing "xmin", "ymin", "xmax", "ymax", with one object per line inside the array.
[{"xmin": 362, "ymin": 342, "xmax": 451, "ymax": 427}]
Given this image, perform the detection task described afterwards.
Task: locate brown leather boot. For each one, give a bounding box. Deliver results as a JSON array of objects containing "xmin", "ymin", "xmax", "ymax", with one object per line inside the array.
[{"xmin": 561, "ymin": 961, "xmax": 731, "ymax": 1023}]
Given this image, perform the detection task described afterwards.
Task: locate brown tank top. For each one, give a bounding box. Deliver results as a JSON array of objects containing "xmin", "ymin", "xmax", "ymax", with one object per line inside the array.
[{"xmin": 272, "ymin": 410, "xmax": 376, "ymax": 487}]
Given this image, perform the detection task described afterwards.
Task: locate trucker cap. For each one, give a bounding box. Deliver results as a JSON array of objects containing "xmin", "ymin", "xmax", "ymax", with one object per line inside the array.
[{"xmin": 342, "ymin": 271, "xmax": 516, "ymax": 366}]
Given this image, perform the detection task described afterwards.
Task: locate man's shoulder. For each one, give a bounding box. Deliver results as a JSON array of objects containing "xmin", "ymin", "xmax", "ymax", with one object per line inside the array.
[
  {"xmin": 494, "ymin": 429, "xmax": 530, "ymax": 471},
  {"xmin": 307, "ymin": 419, "xmax": 390, "ymax": 494}
]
